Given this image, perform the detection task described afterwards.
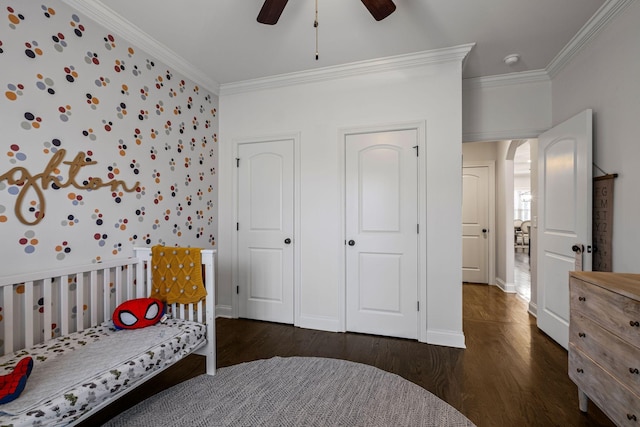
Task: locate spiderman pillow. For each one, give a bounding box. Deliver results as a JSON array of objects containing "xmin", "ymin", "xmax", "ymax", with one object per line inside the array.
[{"xmin": 112, "ymin": 298, "xmax": 165, "ymax": 330}]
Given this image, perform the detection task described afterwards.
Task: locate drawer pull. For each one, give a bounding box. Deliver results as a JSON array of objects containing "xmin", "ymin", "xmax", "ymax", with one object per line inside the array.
[
  {"xmin": 578, "ymin": 332, "xmax": 586, "ymax": 338},
  {"xmin": 578, "ymin": 296, "xmax": 586, "ymax": 302},
  {"xmin": 630, "ymin": 321, "xmax": 640, "ymax": 327},
  {"xmin": 630, "ymin": 368, "xmax": 640, "ymax": 375},
  {"xmin": 627, "ymin": 414, "xmax": 637, "ymax": 421},
  {"xmin": 576, "ymin": 368, "xmax": 584, "ymax": 373}
]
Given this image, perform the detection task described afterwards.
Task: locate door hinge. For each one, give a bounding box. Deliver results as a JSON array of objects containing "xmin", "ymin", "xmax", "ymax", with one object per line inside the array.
[
  {"xmin": 417, "ymin": 301, "xmax": 420, "ymax": 311},
  {"xmin": 236, "ymin": 285, "xmax": 239, "ymax": 295},
  {"xmin": 413, "ymin": 145, "xmax": 419, "ymax": 156},
  {"xmin": 236, "ymin": 158, "xmax": 240, "ymax": 167},
  {"xmin": 417, "ymin": 224, "xmax": 419, "ymax": 234},
  {"xmin": 236, "ymin": 222, "xmax": 239, "ymax": 231}
]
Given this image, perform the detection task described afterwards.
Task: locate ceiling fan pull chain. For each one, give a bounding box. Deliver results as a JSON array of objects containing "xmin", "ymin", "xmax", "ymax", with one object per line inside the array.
[{"xmin": 314, "ymin": 0, "xmax": 319, "ymax": 60}]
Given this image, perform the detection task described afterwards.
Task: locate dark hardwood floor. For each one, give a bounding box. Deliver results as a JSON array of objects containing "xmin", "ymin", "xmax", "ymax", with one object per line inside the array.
[{"xmin": 85, "ymin": 284, "xmax": 614, "ymax": 426}]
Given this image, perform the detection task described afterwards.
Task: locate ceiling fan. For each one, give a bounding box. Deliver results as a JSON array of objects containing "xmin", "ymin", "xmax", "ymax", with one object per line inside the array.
[{"xmin": 257, "ymin": 0, "xmax": 396, "ymax": 25}]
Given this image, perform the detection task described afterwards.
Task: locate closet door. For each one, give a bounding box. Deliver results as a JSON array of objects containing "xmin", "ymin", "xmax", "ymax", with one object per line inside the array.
[
  {"xmin": 237, "ymin": 139, "xmax": 294, "ymax": 324},
  {"xmin": 345, "ymin": 129, "xmax": 419, "ymax": 339}
]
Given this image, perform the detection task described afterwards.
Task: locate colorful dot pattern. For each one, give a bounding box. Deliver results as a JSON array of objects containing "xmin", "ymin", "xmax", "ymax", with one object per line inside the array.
[{"xmin": 0, "ymin": 4, "xmax": 218, "ymax": 279}]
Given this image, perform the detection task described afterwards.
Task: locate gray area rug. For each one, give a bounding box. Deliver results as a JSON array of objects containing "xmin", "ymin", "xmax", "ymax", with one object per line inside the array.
[{"xmin": 103, "ymin": 356, "xmax": 475, "ymax": 426}]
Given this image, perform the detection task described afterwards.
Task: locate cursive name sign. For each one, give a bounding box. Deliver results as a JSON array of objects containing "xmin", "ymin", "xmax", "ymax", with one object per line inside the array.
[{"xmin": 0, "ymin": 149, "xmax": 140, "ymax": 225}]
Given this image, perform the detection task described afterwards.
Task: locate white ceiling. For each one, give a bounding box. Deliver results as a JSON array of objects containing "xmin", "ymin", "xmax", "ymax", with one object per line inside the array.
[{"xmin": 74, "ymin": 0, "xmax": 606, "ymax": 86}]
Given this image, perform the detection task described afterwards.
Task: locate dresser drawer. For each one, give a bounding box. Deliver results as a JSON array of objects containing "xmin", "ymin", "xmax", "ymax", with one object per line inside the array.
[
  {"xmin": 570, "ymin": 313, "xmax": 640, "ymax": 396},
  {"xmin": 570, "ymin": 277, "xmax": 640, "ymax": 347},
  {"xmin": 569, "ymin": 345, "xmax": 640, "ymax": 426}
]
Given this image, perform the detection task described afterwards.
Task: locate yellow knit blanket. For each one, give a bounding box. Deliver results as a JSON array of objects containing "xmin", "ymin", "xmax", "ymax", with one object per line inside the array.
[{"xmin": 149, "ymin": 246, "xmax": 207, "ymax": 304}]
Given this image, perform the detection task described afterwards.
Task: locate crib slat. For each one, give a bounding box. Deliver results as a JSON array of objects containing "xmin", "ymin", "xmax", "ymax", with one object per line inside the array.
[
  {"xmin": 126, "ymin": 267, "xmax": 130, "ymax": 301},
  {"xmin": 135, "ymin": 256, "xmax": 144, "ymax": 299},
  {"xmin": 145, "ymin": 260, "xmax": 152, "ymax": 296},
  {"xmin": 126, "ymin": 265, "xmax": 135, "ymax": 300},
  {"xmin": 75, "ymin": 272, "xmax": 84, "ymax": 332},
  {"xmin": 2, "ymin": 285, "xmax": 14, "ymax": 354},
  {"xmin": 42, "ymin": 278, "xmax": 53, "ymax": 342},
  {"xmin": 90, "ymin": 270, "xmax": 98, "ymax": 326},
  {"xmin": 24, "ymin": 281, "xmax": 34, "ymax": 348},
  {"xmin": 114, "ymin": 266, "xmax": 122, "ymax": 306},
  {"xmin": 103, "ymin": 267, "xmax": 110, "ymax": 323},
  {"xmin": 60, "ymin": 275, "xmax": 70, "ymax": 337}
]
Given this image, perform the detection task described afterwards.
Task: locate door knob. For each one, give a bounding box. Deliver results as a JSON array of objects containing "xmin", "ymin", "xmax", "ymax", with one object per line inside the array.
[
  {"xmin": 284, "ymin": 238, "xmax": 291, "ymax": 244},
  {"xmin": 348, "ymin": 240, "xmax": 355, "ymax": 246},
  {"xmin": 482, "ymin": 229, "xmax": 488, "ymax": 233},
  {"xmin": 572, "ymin": 244, "xmax": 584, "ymax": 253}
]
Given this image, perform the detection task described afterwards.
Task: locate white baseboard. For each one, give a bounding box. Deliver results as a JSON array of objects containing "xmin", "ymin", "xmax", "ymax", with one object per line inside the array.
[
  {"xmin": 296, "ymin": 314, "xmax": 341, "ymax": 332},
  {"xmin": 495, "ymin": 278, "xmax": 516, "ymax": 293},
  {"xmin": 528, "ymin": 301, "xmax": 538, "ymax": 317},
  {"xmin": 425, "ymin": 329, "xmax": 466, "ymax": 349},
  {"xmin": 215, "ymin": 304, "xmax": 233, "ymax": 318}
]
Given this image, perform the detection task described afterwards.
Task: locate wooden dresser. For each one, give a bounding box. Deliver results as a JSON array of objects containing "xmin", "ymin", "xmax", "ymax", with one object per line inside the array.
[{"xmin": 569, "ymin": 271, "xmax": 640, "ymax": 426}]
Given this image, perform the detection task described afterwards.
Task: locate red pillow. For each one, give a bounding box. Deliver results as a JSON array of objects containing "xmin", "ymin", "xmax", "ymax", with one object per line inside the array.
[{"xmin": 112, "ymin": 298, "xmax": 165, "ymax": 330}]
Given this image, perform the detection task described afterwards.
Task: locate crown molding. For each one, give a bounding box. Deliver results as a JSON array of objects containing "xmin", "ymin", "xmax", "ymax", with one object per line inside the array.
[
  {"xmin": 220, "ymin": 43, "xmax": 476, "ymax": 96},
  {"xmin": 463, "ymin": 70, "xmax": 550, "ymax": 90},
  {"xmin": 61, "ymin": 0, "xmax": 220, "ymax": 95},
  {"xmin": 546, "ymin": 0, "xmax": 635, "ymax": 79}
]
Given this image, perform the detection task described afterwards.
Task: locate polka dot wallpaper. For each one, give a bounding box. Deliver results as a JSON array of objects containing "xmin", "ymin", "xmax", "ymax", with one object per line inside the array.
[{"xmin": 0, "ymin": 2, "xmax": 218, "ymax": 276}]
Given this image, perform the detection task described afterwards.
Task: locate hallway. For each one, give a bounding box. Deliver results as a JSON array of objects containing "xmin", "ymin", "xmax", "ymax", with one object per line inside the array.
[{"xmin": 515, "ymin": 251, "xmax": 531, "ymax": 301}]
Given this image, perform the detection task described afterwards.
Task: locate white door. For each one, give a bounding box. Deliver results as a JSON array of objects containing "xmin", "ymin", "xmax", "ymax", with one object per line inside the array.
[
  {"xmin": 462, "ymin": 165, "xmax": 489, "ymax": 284},
  {"xmin": 345, "ymin": 129, "xmax": 419, "ymax": 339},
  {"xmin": 237, "ymin": 139, "xmax": 294, "ymax": 324},
  {"xmin": 537, "ymin": 110, "xmax": 592, "ymax": 349}
]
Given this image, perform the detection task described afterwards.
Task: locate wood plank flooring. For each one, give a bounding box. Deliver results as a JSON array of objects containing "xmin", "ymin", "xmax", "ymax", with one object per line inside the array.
[
  {"xmin": 83, "ymin": 284, "xmax": 614, "ymax": 426},
  {"xmin": 514, "ymin": 251, "xmax": 531, "ymax": 301}
]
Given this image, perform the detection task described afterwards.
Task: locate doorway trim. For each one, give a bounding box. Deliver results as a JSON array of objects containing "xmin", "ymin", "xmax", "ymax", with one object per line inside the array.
[
  {"xmin": 462, "ymin": 161, "xmax": 496, "ymax": 286},
  {"xmin": 338, "ymin": 120, "xmax": 427, "ymax": 342},
  {"xmin": 230, "ymin": 132, "xmax": 302, "ymax": 325},
  {"xmin": 503, "ymin": 139, "xmax": 527, "ymax": 295}
]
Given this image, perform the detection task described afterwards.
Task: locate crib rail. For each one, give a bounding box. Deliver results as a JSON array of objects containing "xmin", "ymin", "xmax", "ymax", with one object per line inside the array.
[
  {"xmin": 0, "ymin": 258, "xmax": 139, "ymax": 356},
  {"xmin": 1, "ymin": 249, "xmax": 216, "ymax": 375}
]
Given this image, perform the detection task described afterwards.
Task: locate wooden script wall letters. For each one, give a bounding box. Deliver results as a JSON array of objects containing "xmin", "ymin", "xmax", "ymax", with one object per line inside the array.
[{"xmin": 0, "ymin": 149, "xmax": 140, "ymax": 226}]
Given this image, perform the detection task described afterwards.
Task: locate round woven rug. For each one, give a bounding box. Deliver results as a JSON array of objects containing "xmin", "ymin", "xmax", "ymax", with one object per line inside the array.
[{"xmin": 104, "ymin": 356, "xmax": 475, "ymax": 426}]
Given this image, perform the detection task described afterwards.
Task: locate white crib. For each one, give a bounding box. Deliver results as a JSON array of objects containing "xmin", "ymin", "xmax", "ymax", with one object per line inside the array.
[{"xmin": 0, "ymin": 247, "xmax": 216, "ymax": 426}]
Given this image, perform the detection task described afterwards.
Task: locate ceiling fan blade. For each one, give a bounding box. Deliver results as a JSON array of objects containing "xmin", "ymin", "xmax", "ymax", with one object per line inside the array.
[
  {"xmin": 257, "ymin": 0, "xmax": 289, "ymax": 25},
  {"xmin": 361, "ymin": 0, "xmax": 396, "ymax": 21}
]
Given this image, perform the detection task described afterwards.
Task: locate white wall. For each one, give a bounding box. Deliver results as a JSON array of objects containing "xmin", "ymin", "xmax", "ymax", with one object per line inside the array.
[
  {"xmin": 219, "ymin": 55, "xmax": 467, "ymax": 347},
  {"xmin": 462, "ymin": 140, "xmax": 498, "ymax": 162},
  {"xmin": 462, "ymin": 73, "xmax": 552, "ymax": 143},
  {"xmin": 551, "ymin": 0, "xmax": 640, "ymax": 273}
]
